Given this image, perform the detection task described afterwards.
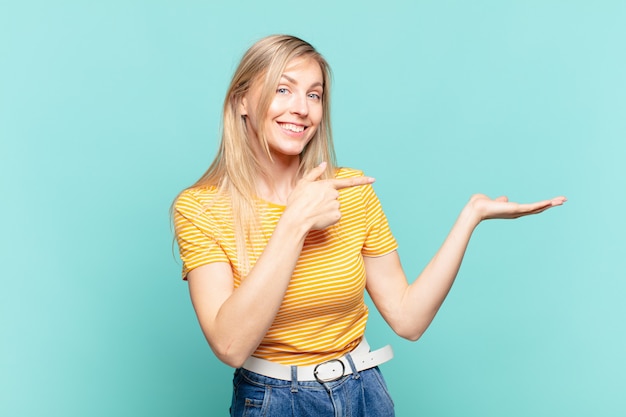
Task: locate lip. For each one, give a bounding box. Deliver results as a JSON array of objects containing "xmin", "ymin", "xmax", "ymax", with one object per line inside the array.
[{"xmin": 276, "ymin": 121, "xmax": 308, "ymax": 136}]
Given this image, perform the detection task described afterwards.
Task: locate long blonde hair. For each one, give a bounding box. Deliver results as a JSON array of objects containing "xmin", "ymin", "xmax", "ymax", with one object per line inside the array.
[{"xmin": 183, "ymin": 35, "xmax": 337, "ymax": 273}]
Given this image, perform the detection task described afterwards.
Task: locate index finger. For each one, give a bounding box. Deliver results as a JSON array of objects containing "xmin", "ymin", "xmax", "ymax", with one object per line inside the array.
[
  {"xmin": 302, "ymin": 162, "xmax": 328, "ymax": 182},
  {"xmin": 331, "ymin": 175, "xmax": 376, "ymax": 190}
]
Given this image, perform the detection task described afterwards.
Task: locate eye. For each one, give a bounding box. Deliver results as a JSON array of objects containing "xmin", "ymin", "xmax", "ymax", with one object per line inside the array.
[
  {"xmin": 277, "ymin": 87, "xmax": 289, "ymax": 94},
  {"xmin": 308, "ymin": 92, "xmax": 322, "ymax": 100}
]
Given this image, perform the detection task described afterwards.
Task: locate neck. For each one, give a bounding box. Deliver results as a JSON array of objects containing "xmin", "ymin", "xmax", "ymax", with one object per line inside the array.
[{"xmin": 255, "ymin": 151, "xmax": 301, "ymax": 206}]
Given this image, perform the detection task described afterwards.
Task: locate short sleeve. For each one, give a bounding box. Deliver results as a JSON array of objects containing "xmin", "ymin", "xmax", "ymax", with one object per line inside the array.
[
  {"xmin": 174, "ymin": 189, "xmax": 230, "ymax": 279},
  {"xmin": 361, "ymin": 184, "xmax": 398, "ymax": 257}
]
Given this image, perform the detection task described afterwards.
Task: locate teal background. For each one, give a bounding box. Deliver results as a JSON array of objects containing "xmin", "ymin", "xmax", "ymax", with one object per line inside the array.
[{"xmin": 1, "ymin": 0, "xmax": 624, "ymax": 416}]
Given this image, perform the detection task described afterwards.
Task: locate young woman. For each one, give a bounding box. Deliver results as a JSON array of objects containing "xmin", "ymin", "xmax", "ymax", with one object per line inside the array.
[{"xmin": 173, "ymin": 34, "xmax": 566, "ymax": 417}]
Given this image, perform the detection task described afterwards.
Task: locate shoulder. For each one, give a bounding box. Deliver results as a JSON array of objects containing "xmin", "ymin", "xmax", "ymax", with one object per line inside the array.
[
  {"xmin": 335, "ymin": 166, "xmax": 365, "ymax": 179},
  {"xmin": 334, "ymin": 167, "xmax": 376, "ymax": 202},
  {"xmin": 335, "ymin": 167, "xmax": 382, "ymax": 207},
  {"xmin": 174, "ymin": 186, "xmax": 225, "ymax": 218}
]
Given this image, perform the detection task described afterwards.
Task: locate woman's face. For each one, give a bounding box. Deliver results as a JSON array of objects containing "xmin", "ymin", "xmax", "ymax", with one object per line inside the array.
[{"xmin": 240, "ymin": 56, "xmax": 324, "ymax": 161}]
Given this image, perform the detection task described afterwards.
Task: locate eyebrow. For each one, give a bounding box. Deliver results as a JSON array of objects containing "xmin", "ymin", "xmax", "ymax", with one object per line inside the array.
[{"xmin": 281, "ymin": 74, "xmax": 323, "ymax": 89}]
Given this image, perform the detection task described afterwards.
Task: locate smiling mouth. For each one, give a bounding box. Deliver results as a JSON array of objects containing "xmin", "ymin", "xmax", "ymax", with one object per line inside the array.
[{"xmin": 278, "ymin": 123, "xmax": 306, "ymax": 133}]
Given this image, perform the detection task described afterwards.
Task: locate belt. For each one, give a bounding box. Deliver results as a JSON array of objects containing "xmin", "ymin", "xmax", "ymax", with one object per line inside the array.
[{"xmin": 241, "ymin": 338, "xmax": 394, "ymax": 383}]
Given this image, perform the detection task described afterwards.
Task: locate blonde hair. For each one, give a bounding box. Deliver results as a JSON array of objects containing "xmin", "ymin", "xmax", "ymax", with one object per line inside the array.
[{"xmin": 182, "ymin": 34, "xmax": 337, "ymax": 273}]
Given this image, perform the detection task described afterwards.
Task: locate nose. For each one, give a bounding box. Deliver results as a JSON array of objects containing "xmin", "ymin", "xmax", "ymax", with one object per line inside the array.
[{"xmin": 290, "ymin": 93, "xmax": 309, "ymax": 117}]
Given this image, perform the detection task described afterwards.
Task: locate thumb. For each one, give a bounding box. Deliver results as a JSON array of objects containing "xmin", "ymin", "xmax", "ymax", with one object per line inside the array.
[{"xmin": 302, "ymin": 161, "xmax": 328, "ymax": 182}]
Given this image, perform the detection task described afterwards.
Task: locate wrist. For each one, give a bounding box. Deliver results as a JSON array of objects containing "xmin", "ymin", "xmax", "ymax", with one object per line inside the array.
[
  {"xmin": 278, "ymin": 207, "xmax": 311, "ymax": 240},
  {"xmin": 460, "ymin": 200, "xmax": 483, "ymax": 230}
]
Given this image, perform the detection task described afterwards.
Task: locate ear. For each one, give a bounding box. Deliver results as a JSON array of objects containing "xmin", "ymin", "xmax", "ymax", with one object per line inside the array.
[{"xmin": 239, "ymin": 96, "xmax": 248, "ymax": 116}]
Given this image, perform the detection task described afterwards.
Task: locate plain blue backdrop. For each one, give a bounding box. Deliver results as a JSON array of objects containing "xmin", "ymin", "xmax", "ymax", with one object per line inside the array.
[{"xmin": 1, "ymin": 1, "xmax": 625, "ymax": 416}]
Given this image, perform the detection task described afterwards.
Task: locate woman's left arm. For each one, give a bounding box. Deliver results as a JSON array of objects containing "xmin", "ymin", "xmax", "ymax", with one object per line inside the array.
[{"xmin": 365, "ymin": 194, "xmax": 566, "ymax": 341}]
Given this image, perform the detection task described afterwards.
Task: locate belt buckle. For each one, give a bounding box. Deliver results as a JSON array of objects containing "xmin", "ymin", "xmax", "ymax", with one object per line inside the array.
[{"xmin": 313, "ymin": 358, "xmax": 346, "ymax": 383}]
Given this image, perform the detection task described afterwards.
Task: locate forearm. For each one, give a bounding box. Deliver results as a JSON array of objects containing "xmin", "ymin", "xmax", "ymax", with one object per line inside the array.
[{"xmin": 398, "ymin": 205, "xmax": 480, "ymax": 340}]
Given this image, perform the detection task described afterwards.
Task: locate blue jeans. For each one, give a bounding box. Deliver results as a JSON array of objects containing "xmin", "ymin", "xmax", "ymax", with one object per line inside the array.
[{"xmin": 229, "ymin": 363, "xmax": 395, "ymax": 417}]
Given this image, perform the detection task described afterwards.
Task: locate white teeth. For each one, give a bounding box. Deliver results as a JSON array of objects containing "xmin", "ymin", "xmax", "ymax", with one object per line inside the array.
[{"xmin": 279, "ymin": 123, "xmax": 305, "ymax": 133}]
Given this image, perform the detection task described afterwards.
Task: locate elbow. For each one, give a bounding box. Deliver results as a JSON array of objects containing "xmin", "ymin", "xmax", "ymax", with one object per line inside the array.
[
  {"xmin": 396, "ymin": 328, "xmax": 424, "ymax": 342},
  {"xmin": 216, "ymin": 353, "xmax": 247, "ymax": 369},
  {"xmin": 210, "ymin": 341, "xmax": 251, "ymax": 369},
  {"xmin": 392, "ymin": 321, "xmax": 426, "ymax": 342},
  {"xmin": 390, "ymin": 311, "xmax": 437, "ymax": 342},
  {"xmin": 201, "ymin": 324, "xmax": 257, "ymax": 368}
]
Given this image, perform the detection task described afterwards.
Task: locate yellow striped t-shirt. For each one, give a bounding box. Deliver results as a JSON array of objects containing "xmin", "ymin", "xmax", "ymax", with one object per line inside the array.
[{"xmin": 174, "ymin": 167, "xmax": 397, "ymax": 365}]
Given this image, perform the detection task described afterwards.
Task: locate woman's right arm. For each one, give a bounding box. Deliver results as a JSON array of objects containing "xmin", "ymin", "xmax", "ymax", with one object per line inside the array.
[
  {"xmin": 186, "ymin": 163, "xmax": 374, "ymax": 367},
  {"xmin": 187, "ymin": 213, "xmax": 309, "ymax": 368}
]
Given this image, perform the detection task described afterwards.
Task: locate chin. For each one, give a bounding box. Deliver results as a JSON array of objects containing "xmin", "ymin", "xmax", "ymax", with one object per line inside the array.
[{"xmin": 272, "ymin": 141, "xmax": 311, "ymax": 157}]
